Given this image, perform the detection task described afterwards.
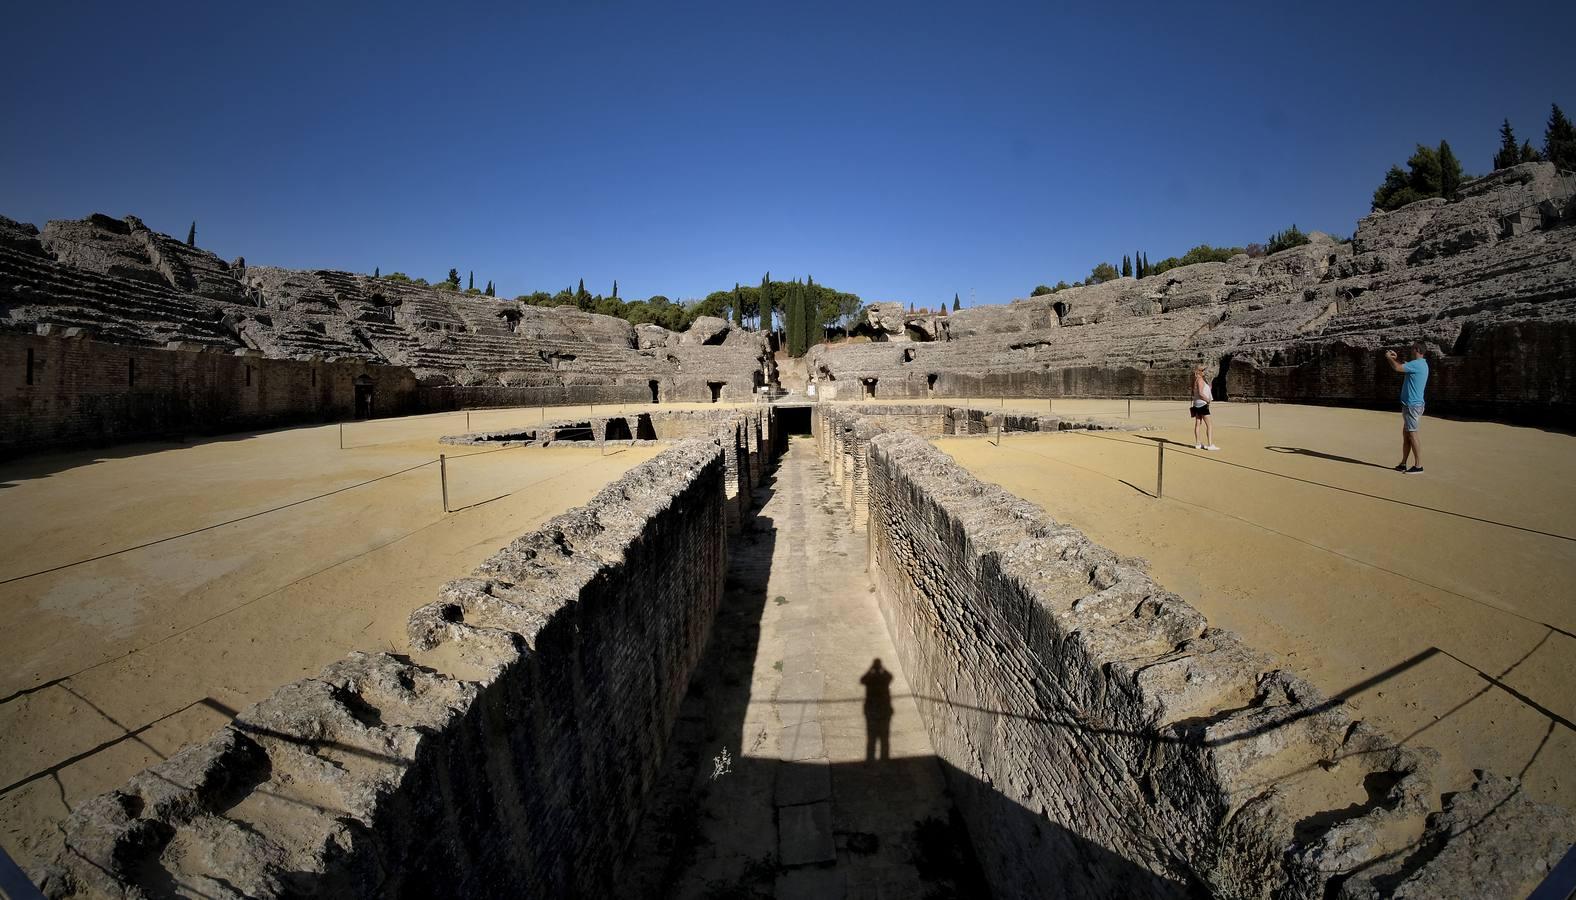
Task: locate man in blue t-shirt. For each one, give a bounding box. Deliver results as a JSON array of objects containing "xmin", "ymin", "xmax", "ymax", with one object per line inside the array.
[{"xmin": 1384, "ymin": 344, "xmax": 1429, "ymax": 474}]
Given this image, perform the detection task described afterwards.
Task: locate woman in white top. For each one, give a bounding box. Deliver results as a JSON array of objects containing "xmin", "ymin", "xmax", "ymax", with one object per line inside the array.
[{"xmin": 1191, "ymin": 365, "xmax": 1218, "ymax": 450}]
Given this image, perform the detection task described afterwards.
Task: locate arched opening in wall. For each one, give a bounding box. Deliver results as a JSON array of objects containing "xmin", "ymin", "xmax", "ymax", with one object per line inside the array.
[
  {"xmin": 353, "ymin": 375, "xmax": 375, "ymax": 419},
  {"xmin": 636, "ymin": 414, "xmax": 658, "ymax": 440},
  {"xmin": 708, "ymin": 381, "xmax": 725, "ymax": 403},
  {"xmin": 779, "ymin": 406, "xmax": 812, "ymax": 435},
  {"xmin": 1212, "ymin": 355, "xmax": 1232, "ymax": 401},
  {"xmin": 927, "ymin": 373, "xmax": 938, "ymax": 395},
  {"xmin": 903, "ymin": 324, "xmax": 931, "ymax": 342},
  {"xmin": 1053, "ymin": 302, "xmax": 1068, "ymax": 324},
  {"xmin": 903, "ymin": 348, "xmax": 916, "ymax": 363},
  {"xmin": 753, "ymin": 370, "xmax": 765, "ymax": 391},
  {"xmin": 605, "ymin": 417, "xmax": 633, "ymax": 441},
  {"xmin": 648, "ymin": 380, "xmax": 661, "ymax": 403},
  {"xmin": 862, "ymin": 377, "xmax": 878, "ymax": 400}
]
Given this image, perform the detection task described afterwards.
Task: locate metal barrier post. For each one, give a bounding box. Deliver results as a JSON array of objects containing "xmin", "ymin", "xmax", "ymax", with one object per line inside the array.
[
  {"xmin": 1156, "ymin": 442, "xmax": 1165, "ymax": 499},
  {"xmin": 466, "ymin": 411, "xmax": 471, "ymax": 432},
  {"xmin": 439, "ymin": 453, "xmax": 449, "ymax": 513},
  {"xmin": 1258, "ymin": 402, "xmax": 1262, "ymax": 430},
  {"xmin": 1127, "ymin": 398, "xmax": 1132, "ymax": 418},
  {"xmin": 339, "ymin": 422, "xmax": 343, "ymax": 450}
]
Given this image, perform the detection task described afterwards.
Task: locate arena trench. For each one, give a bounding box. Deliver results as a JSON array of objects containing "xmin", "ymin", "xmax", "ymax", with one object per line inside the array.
[{"xmin": 29, "ymin": 402, "xmax": 1574, "ymax": 899}]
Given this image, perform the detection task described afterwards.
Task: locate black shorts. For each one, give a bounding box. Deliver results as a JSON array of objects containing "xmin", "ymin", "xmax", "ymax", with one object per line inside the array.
[{"xmin": 1190, "ymin": 404, "xmax": 1210, "ymax": 418}]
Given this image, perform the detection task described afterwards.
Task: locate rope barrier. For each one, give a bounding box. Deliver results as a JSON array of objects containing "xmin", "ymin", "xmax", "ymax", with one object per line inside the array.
[
  {"xmin": 1068, "ymin": 431, "xmax": 1576, "ymax": 543},
  {"xmin": 0, "ymin": 458, "xmax": 441, "ymax": 586},
  {"xmin": 988, "ymin": 439, "xmax": 1574, "ymax": 640}
]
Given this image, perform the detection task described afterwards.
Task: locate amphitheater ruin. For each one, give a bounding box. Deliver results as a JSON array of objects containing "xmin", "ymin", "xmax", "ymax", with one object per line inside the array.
[{"xmin": 1, "ymin": 161, "xmax": 1574, "ymax": 899}]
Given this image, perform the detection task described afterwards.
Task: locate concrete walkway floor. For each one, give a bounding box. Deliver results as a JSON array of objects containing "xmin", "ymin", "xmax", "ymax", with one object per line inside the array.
[{"xmin": 619, "ymin": 438, "xmax": 985, "ymax": 899}]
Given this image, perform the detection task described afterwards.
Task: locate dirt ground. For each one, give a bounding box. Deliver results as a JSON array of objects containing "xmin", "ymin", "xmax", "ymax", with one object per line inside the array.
[
  {"xmin": 0, "ymin": 408, "xmax": 660, "ymax": 873},
  {"xmin": 936, "ymin": 399, "xmax": 1575, "ymax": 812}
]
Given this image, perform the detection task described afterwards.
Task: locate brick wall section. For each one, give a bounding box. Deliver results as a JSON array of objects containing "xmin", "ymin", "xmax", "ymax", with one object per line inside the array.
[
  {"xmin": 39, "ymin": 439, "xmax": 741, "ymax": 899},
  {"xmin": 2, "ymin": 332, "xmax": 419, "ymax": 457},
  {"xmin": 816, "ymin": 408, "xmax": 1574, "ymax": 899}
]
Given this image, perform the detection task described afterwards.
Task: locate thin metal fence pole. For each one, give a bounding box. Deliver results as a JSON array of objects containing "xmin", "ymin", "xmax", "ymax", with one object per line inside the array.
[
  {"xmin": 1258, "ymin": 402, "xmax": 1262, "ymax": 430},
  {"xmin": 439, "ymin": 453, "xmax": 449, "ymax": 513},
  {"xmin": 466, "ymin": 411, "xmax": 471, "ymax": 432},
  {"xmin": 1128, "ymin": 398, "xmax": 1132, "ymax": 418},
  {"xmin": 1156, "ymin": 443, "xmax": 1165, "ymax": 499},
  {"xmin": 339, "ymin": 422, "xmax": 343, "ymax": 450}
]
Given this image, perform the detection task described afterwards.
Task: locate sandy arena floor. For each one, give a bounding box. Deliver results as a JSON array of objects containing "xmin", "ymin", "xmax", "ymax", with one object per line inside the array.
[
  {"xmin": 935, "ymin": 399, "xmax": 1575, "ymax": 811},
  {"xmin": 0, "ymin": 407, "xmax": 662, "ymax": 872}
]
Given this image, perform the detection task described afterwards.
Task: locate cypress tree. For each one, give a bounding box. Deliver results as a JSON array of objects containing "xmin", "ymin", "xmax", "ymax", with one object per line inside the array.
[
  {"xmin": 1121, "ymin": 255, "xmax": 1131, "ymax": 277},
  {"xmin": 612, "ymin": 279, "xmax": 618, "ymax": 299},
  {"xmin": 953, "ymin": 292, "xmax": 960, "ymax": 311},
  {"xmin": 732, "ymin": 282, "xmax": 743, "ymax": 327},
  {"xmin": 1494, "ymin": 119, "xmax": 1520, "ymax": 170},
  {"xmin": 485, "ymin": 280, "xmax": 495, "ymax": 297},
  {"xmin": 1438, "ymin": 140, "xmax": 1462, "ymax": 198},
  {"xmin": 786, "ymin": 281, "xmax": 804, "ymax": 356},
  {"xmin": 805, "ymin": 276, "xmax": 819, "ymax": 349},
  {"xmin": 374, "ymin": 267, "xmax": 380, "ymax": 278},
  {"xmin": 1545, "ymin": 103, "xmax": 1576, "ymax": 171},
  {"xmin": 760, "ymin": 273, "xmax": 771, "ymax": 332},
  {"xmin": 187, "ymin": 221, "xmax": 196, "ymax": 247}
]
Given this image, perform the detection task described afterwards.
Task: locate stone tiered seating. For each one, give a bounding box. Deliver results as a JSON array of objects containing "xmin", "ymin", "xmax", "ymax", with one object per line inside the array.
[{"xmin": 0, "ymin": 245, "xmax": 241, "ymax": 350}]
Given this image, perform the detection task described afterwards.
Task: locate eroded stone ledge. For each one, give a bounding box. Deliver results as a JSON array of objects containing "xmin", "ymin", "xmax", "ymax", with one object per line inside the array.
[
  {"xmin": 813, "ymin": 407, "xmax": 1573, "ymax": 899},
  {"xmin": 39, "ymin": 434, "xmax": 743, "ymax": 898}
]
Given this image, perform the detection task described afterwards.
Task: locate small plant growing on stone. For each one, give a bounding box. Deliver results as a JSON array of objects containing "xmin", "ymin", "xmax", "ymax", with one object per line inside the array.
[
  {"xmin": 710, "ymin": 746, "xmax": 733, "ymax": 781},
  {"xmin": 772, "ymin": 660, "xmax": 783, "ymax": 672},
  {"xmin": 773, "ymin": 595, "xmax": 788, "ymax": 605}
]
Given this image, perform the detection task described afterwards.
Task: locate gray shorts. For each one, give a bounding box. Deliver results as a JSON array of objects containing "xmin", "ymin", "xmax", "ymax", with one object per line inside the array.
[{"xmin": 1402, "ymin": 404, "xmax": 1424, "ymax": 432}]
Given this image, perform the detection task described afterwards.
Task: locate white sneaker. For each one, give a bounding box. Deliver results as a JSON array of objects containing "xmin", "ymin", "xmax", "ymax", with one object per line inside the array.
[
  {"xmin": 1205, "ymin": 444, "xmax": 1220, "ymax": 451},
  {"xmin": 1194, "ymin": 443, "xmax": 1203, "ymax": 449}
]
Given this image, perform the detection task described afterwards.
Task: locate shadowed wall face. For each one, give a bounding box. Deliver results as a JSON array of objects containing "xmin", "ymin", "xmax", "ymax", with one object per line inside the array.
[{"xmin": 1, "ymin": 333, "xmax": 419, "ymax": 456}]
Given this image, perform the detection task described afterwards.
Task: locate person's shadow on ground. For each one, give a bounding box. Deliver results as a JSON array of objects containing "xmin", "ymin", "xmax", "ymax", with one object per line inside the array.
[
  {"xmin": 1266, "ymin": 446, "xmax": 1391, "ymax": 469},
  {"xmin": 861, "ymin": 658, "xmax": 894, "ymax": 761}
]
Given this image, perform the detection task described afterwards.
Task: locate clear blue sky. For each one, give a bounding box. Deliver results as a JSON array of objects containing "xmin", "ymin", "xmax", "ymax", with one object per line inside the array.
[{"xmin": 3, "ymin": 1, "xmax": 1572, "ymax": 307}]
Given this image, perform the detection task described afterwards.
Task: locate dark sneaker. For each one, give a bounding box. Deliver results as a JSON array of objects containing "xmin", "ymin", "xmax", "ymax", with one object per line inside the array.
[
  {"xmin": 1405, "ymin": 466, "xmax": 1424, "ymax": 474},
  {"xmin": 1394, "ymin": 464, "xmax": 1407, "ymax": 471}
]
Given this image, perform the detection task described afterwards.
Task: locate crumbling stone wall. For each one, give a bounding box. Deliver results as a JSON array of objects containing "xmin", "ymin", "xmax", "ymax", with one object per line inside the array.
[
  {"xmin": 1, "ymin": 332, "xmax": 418, "ymax": 457},
  {"xmin": 805, "ymin": 162, "xmax": 1576, "ymax": 426},
  {"xmin": 814, "ymin": 406, "xmax": 1574, "ymax": 899},
  {"xmin": 39, "ymin": 438, "xmax": 739, "ymax": 898}
]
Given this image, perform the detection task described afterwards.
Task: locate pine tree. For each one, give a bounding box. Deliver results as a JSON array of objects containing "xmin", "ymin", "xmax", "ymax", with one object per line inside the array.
[
  {"xmin": 1494, "ymin": 119, "xmax": 1520, "ymax": 170},
  {"xmin": 187, "ymin": 221, "xmax": 196, "ymax": 247},
  {"xmin": 448, "ymin": 268, "xmax": 460, "ymax": 286},
  {"xmin": 953, "ymin": 293, "xmax": 960, "ymax": 311},
  {"xmin": 1438, "ymin": 140, "xmax": 1462, "ymax": 198},
  {"xmin": 1521, "ymin": 141, "xmax": 1543, "ymax": 163},
  {"xmin": 1545, "ymin": 103, "xmax": 1576, "ymax": 171}
]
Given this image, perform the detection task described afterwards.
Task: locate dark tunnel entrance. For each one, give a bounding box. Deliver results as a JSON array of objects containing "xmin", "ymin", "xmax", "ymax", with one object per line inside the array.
[
  {"xmin": 778, "ymin": 406, "xmax": 812, "ymax": 435},
  {"xmin": 604, "ymin": 417, "xmax": 633, "ymax": 441}
]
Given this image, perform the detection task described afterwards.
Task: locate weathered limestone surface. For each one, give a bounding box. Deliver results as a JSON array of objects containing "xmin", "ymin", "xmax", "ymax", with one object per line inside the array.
[
  {"xmin": 812, "ymin": 404, "xmax": 1574, "ymax": 899},
  {"xmin": 1, "ymin": 331, "xmax": 418, "ymax": 457},
  {"xmin": 1, "ymin": 213, "xmax": 772, "ymax": 411},
  {"xmin": 39, "ymin": 434, "xmax": 750, "ymax": 899},
  {"xmin": 809, "ymin": 163, "xmax": 1576, "ymax": 423}
]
